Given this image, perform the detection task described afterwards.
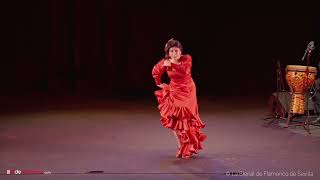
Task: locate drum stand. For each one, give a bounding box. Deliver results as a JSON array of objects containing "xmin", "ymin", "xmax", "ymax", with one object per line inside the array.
[
  {"xmin": 285, "ymin": 96, "xmax": 312, "ymax": 134},
  {"xmin": 264, "ymin": 60, "xmax": 287, "ymax": 125}
]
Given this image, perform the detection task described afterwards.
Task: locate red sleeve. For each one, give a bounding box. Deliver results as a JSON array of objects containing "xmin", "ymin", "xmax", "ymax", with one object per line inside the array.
[
  {"xmin": 171, "ymin": 54, "xmax": 192, "ymax": 75},
  {"xmin": 152, "ymin": 59, "xmax": 166, "ymax": 86}
]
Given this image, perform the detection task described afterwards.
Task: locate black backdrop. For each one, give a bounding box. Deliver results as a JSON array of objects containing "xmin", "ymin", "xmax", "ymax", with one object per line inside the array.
[{"xmin": 2, "ymin": 0, "xmax": 320, "ymax": 97}]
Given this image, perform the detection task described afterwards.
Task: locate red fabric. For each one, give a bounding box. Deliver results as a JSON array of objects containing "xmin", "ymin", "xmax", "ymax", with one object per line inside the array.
[{"xmin": 152, "ymin": 54, "xmax": 206, "ymax": 158}]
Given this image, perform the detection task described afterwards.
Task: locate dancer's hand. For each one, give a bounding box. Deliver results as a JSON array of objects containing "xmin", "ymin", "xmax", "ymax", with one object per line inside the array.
[
  {"xmin": 157, "ymin": 83, "xmax": 168, "ymax": 89},
  {"xmin": 162, "ymin": 60, "xmax": 171, "ymax": 67}
]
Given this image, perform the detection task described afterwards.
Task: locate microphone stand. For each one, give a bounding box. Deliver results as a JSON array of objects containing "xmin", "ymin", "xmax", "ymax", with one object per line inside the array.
[
  {"xmin": 264, "ymin": 60, "xmax": 287, "ymax": 125},
  {"xmin": 303, "ymin": 51, "xmax": 312, "ymax": 133},
  {"xmin": 305, "ymin": 51, "xmax": 320, "ymax": 128}
]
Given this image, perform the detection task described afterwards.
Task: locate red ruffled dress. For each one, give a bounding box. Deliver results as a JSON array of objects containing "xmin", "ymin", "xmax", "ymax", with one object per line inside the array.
[{"xmin": 152, "ymin": 54, "xmax": 206, "ymax": 158}]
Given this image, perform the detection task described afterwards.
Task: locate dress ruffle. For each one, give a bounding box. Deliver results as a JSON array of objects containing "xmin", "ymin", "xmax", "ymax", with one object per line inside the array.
[{"xmin": 155, "ymin": 86, "xmax": 206, "ymax": 158}]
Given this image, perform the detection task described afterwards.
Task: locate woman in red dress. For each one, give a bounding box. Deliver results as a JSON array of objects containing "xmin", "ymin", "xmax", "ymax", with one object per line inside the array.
[{"xmin": 152, "ymin": 38, "xmax": 206, "ymax": 159}]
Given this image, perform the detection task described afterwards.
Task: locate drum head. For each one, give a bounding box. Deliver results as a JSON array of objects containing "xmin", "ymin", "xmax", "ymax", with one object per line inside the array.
[{"xmin": 286, "ymin": 65, "xmax": 317, "ymax": 73}]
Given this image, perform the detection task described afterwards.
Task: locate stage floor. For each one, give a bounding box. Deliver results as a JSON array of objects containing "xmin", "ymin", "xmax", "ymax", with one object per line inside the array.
[{"xmin": 0, "ymin": 95, "xmax": 319, "ymax": 180}]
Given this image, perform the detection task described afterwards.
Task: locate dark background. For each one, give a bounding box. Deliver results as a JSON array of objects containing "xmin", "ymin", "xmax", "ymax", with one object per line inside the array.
[{"xmin": 2, "ymin": 0, "xmax": 320, "ymax": 98}]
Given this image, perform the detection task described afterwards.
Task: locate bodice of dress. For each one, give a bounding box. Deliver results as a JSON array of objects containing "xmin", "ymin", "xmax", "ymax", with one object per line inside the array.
[{"xmin": 152, "ymin": 54, "xmax": 193, "ymax": 87}]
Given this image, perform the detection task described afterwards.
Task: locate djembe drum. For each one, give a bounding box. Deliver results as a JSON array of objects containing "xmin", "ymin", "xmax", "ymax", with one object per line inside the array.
[{"xmin": 285, "ymin": 65, "xmax": 317, "ymax": 114}]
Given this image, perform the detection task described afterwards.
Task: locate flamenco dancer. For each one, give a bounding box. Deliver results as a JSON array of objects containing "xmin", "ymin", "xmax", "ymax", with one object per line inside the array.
[{"xmin": 152, "ymin": 38, "xmax": 207, "ymax": 159}]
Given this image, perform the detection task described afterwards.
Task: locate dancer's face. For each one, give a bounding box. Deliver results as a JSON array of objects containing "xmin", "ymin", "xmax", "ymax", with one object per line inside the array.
[{"xmin": 169, "ymin": 47, "xmax": 181, "ymax": 61}]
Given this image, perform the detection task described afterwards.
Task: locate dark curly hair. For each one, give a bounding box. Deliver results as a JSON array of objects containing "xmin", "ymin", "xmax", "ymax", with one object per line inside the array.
[{"xmin": 164, "ymin": 38, "xmax": 183, "ymax": 58}]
